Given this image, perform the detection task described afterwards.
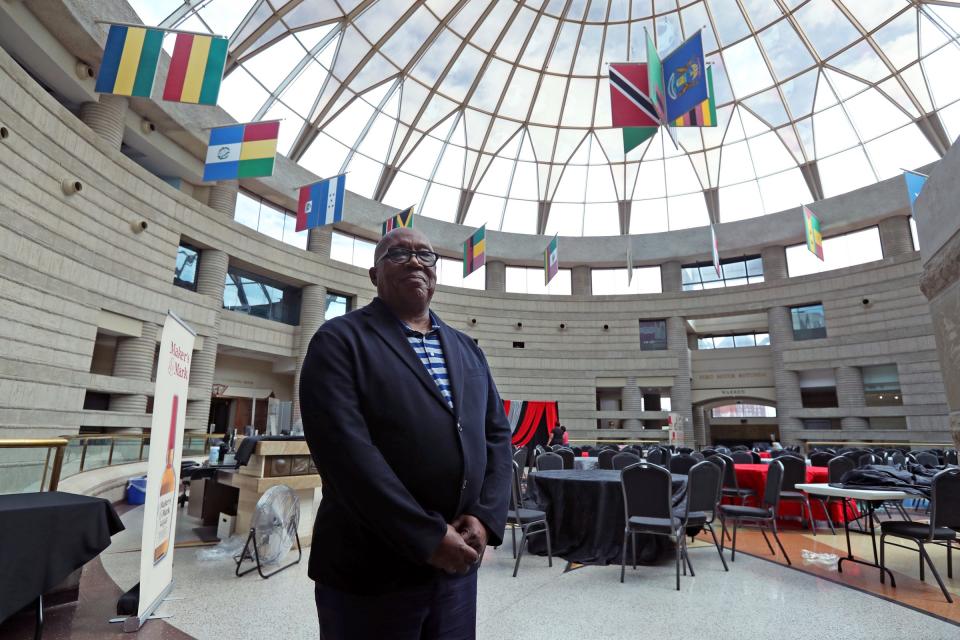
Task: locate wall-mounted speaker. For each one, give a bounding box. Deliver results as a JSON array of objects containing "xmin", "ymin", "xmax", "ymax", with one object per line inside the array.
[
  {"xmin": 560, "ymin": 323, "xmax": 566, "ymax": 329},
  {"xmin": 131, "ymin": 220, "xmax": 149, "ymax": 234},
  {"xmin": 603, "ymin": 324, "xmax": 609, "ymax": 330},
  {"xmin": 0, "ymin": 126, "xmax": 8, "ymax": 140},
  {"xmin": 60, "ymin": 178, "xmax": 83, "ymax": 195},
  {"xmin": 516, "ymin": 321, "xmax": 523, "ymax": 328}
]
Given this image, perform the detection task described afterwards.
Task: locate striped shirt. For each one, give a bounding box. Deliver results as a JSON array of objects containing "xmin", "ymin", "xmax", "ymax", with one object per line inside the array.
[{"xmin": 401, "ymin": 314, "xmax": 453, "ymax": 410}]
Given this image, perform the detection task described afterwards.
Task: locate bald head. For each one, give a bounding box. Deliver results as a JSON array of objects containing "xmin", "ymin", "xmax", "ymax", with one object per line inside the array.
[
  {"xmin": 374, "ymin": 227, "xmax": 433, "ymax": 263},
  {"xmin": 369, "ymin": 227, "xmax": 438, "ymax": 321}
]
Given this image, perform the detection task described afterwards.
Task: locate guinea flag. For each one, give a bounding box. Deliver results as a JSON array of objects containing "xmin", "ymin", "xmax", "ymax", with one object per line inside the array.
[{"xmin": 163, "ymin": 32, "xmax": 229, "ymax": 105}]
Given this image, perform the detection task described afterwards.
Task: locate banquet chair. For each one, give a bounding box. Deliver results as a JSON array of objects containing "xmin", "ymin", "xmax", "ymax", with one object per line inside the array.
[
  {"xmin": 946, "ymin": 450, "xmax": 958, "ymax": 466},
  {"xmin": 513, "ymin": 447, "xmax": 528, "ymax": 472},
  {"xmin": 890, "ymin": 450, "xmax": 906, "ymax": 467},
  {"xmin": 668, "ymin": 453, "xmax": 698, "ymax": 475},
  {"xmin": 556, "ymin": 448, "xmax": 576, "ymax": 470},
  {"xmin": 620, "ymin": 462, "xmax": 690, "ymax": 590},
  {"xmin": 880, "ymin": 468, "xmax": 960, "ymax": 602},
  {"xmin": 814, "ymin": 455, "xmax": 854, "ymax": 536},
  {"xmin": 691, "ymin": 451, "xmax": 705, "ymax": 462},
  {"xmin": 858, "ymin": 453, "xmax": 878, "ymax": 468},
  {"xmin": 507, "ymin": 461, "xmax": 552, "ymax": 577},
  {"xmin": 570, "ymin": 446, "xmax": 582, "ymax": 456},
  {"xmin": 719, "ymin": 460, "xmax": 791, "ymax": 565},
  {"xmin": 533, "ymin": 444, "xmax": 546, "ymax": 459},
  {"xmin": 777, "ymin": 455, "xmax": 818, "ymax": 536},
  {"xmin": 598, "ymin": 449, "xmax": 617, "ymax": 470},
  {"xmin": 809, "ymin": 452, "xmax": 834, "ymax": 468},
  {"xmin": 680, "ymin": 461, "xmax": 728, "ymax": 572},
  {"xmin": 716, "ymin": 453, "xmax": 755, "ymax": 506},
  {"xmin": 536, "ymin": 452, "xmax": 564, "ymax": 471},
  {"xmin": 731, "ymin": 451, "xmax": 754, "ymax": 465},
  {"xmin": 613, "ymin": 452, "xmax": 642, "ymax": 470},
  {"xmin": 915, "ymin": 452, "xmax": 940, "ymax": 468},
  {"xmin": 750, "ymin": 451, "xmax": 762, "ymax": 464},
  {"xmin": 645, "ymin": 447, "xmax": 668, "ymax": 467}
]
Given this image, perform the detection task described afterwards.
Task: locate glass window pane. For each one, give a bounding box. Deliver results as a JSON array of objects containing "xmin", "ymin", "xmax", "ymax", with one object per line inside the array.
[
  {"xmin": 755, "ymin": 333, "xmax": 770, "ymax": 346},
  {"xmin": 713, "ymin": 335, "xmax": 735, "ymax": 349},
  {"xmin": 698, "ymin": 337, "xmax": 715, "ymax": 350},
  {"xmin": 791, "ymin": 304, "xmax": 827, "ymax": 340},
  {"xmin": 733, "ymin": 334, "xmax": 755, "ymax": 347}
]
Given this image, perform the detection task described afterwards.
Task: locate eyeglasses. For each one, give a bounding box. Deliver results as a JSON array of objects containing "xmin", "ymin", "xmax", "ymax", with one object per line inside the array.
[{"xmin": 377, "ymin": 247, "xmax": 440, "ymax": 267}]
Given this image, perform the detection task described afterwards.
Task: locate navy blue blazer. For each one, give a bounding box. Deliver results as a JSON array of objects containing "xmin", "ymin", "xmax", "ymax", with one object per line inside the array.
[{"xmin": 299, "ymin": 297, "xmax": 512, "ymax": 594}]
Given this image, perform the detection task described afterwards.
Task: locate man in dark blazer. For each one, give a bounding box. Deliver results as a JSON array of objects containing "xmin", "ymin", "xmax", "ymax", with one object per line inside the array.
[{"xmin": 299, "ymin": 227, "xmax": 512, "ymax": 639}]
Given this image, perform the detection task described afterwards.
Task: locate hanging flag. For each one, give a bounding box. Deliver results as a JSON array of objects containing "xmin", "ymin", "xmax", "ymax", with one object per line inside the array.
[
  {"xmin": 94, "ymin": 25, "xmax": 164, "ymax": 98},
  {"xmin": 609, "ymin": 63, "xmax": 660, "ymax": 127},
  {"xmin": 711, "ymin": 224, "xmax": 721, "ymax": 277},
  {"xmin": 803, "ymin": 205, "xmax": 824, "ymax": 261},
  {"xmin": 162, "ymin": 33, "xmax": 229, "ymax": 105},
  {"xmin": 626, "ymin": 241, "xmax": 634, "ymax": 285},
  {"xmin": 544, "ymin": 234, "xmax": 559, "ymax": 286},
  {"xmin": 661, "ymin": 31, "xmax": 709, "ymax": 122},
  {"xmin": 645, "ymin": 29, "xmax": 666, "ymax": 123},
  {"xmin": 463, "ymin": 225, "xmax": 486, "ymax": 278},
  {"xmin": 382, "ymin": 206, "xmax": 414, "ymax": 236},
  {"xmin": 202, "ymin": 121, "xmax": 279, "ymax": 181},
  {"xmin": 296, "ymin": 174, "xmax": 346, "ymax": 231},
  {"xmin": 622, "ymin": 127, "xmax": 659, "ymax": 154},
  {"xmin": 903, "ymin": 169, "xmax": 928, "ymax": 216},
  {"xmin": 671, "ymin": 65, "xmax": 717, "ymax": 127}
]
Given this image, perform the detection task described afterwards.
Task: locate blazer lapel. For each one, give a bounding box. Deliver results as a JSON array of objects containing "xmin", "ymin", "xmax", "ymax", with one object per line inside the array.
[
  {"xmin": 363, "ymin": 299, "xmax": 452, "ymax": 413},
  {"xmin": 436, "ymin": 318, "xmax": 464, "ymax": 419}
]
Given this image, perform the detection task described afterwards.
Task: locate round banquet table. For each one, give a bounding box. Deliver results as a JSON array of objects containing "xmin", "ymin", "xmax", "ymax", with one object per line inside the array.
[
  {"xmin": 731, "ymin": 463, "xmax": 858, "ymax": 523},
  {"xmin": 525, "ymin": 469, "xmax": 687, "ymax": 565}
]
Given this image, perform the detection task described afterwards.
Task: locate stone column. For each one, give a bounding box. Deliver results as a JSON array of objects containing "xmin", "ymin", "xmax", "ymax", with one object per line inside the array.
[
  {"xmin": 186, "ymin": 249, "xmax": 229, "ymax": 431},
  {"xmin": 622, "ymin": 376, "xmax": 642, "ymax": 430},
  {"xmin": 79, "ymin": 94, "xmax": 128, "ymax": 150},
  {"xmin": 485, "ymin": 260, "xmax": 506, "ymax": 292},
  {"xmin": 693, "ymin": 405, "xmax": 709, "ymax": 448},
  {"xmin": 308, "ymin": 226, "xmax": 333, "ymax": 255},
  {"xmin": 661, "ymin": 260, "xmax": 682, "ymax": 292},
  {"xmin": 110, "ymin": 322, "xmax": 158, "ymax": 422},
  {"xmin": 761, "ymin": 246, "xmax": 788, "ymax": 281},
  {"xmin": 878, "ymin": 215, "xmax": 915, "ymax": 257},
  {"xmin": 571, "ymin": 265, "xmax": 591, "ymax": 295},
  {"xmin": 207, "ymin": 181, "xmax": 239, "ymax": 217},
  {"xmin": 768, "ymin": 306, "xmax": 804, "ymax": 441},
  {"xmin": 836, "ymin": 365, "xmax": 869, "ymax": 429},
  {"xmin": 292, "ymin": 284, "xmax": 328, "ymax": 423},
  {"xmin": 667, "ymin": 317, "xmax": 694, "ymax": 445}
]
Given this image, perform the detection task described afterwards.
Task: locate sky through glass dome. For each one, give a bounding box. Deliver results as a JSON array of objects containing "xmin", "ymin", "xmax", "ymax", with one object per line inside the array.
[{"xmin": 130, "ymin": 0, "xmax": 960, "ymax": 237}]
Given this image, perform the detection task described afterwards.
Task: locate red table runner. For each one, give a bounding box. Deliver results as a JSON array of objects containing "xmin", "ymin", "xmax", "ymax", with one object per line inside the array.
[
  {"xmin": 729, "ymin": 463, "xmax": 858, "ymax": 524},
  {"xmin": 757, "ymin": 451, "xmax": 771, "ymax": 459}
]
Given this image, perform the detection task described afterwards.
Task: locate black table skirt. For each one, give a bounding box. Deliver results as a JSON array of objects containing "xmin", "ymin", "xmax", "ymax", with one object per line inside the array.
[
  {"xmin": 0, "ymin": 491, "xmax": 124, "ymax": 623},
  {"xmin": 525, "ymin": 469, "xmax": 687, "ymax": 566}
]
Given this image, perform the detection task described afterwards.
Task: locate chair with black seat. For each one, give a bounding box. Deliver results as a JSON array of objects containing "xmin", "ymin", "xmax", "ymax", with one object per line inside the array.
[
  {"xmin": 677, "ymin": 447, "xmax": 694, "ymax": 454},
  {"xmin": 809, "ymin": 451, "xmax": 834, "ymax": 468},
  {"xmin": 750, "ymin": 451, "xmax": 762, "ymax": 464},
  {"xmin": 858, "ymin": 452, "xmax": 877, "ymax": 468},
  {"xmin": 555, "ymin": 448, "xmax": 575, "ymax": 470},
  {"xmin": 598, "ymin": 449, "xmax": 617, "ymax": 470},
  {"xmin": 716, "ymin": 453, "xmax": 755, "ymax": 506},
  {"xmin": 701, "ymin": 448, "xmax": 717, "ymax": 457},
  {"xmin": 620, "ymin": 462, "xmax": 690, "ymax": 589},
  {"xmin": 947, "ymin": 450, "xmax": 958, "ymax": 466},
  {"xmin": 536, "ymin": 452, "xmax": 564, "ymax": 471},
  {"xmin": 669, "ymin": 453, "xmax": 698, "ymax": 475},
  {"xmin": 533, "ymin": 444, "xmax": 546, "ymax": 459},
  {"xmin": 613, "ymin": 452, "xmax": 642, "ymax": 470},
  {"xmin": 506, "ymin": 461, "xmax": 552, "ymax": 577},
  {"xmin": 570, "ymin": 446, "xmax": 582, "ymax": 456},
  {"xmin": 691, "ymin": 451, "xmax": 705, "ymax": 462},
  {"xmin": 681, "ymin": 460, "xmax": 728, "ymax": 572},
  {"xmin": 777, "ymin": 455, "xmax": 818, "ymax": 536},
  {"xmin": 731, "ymin": 451, "xmax": 754, "ymax": 465},
  {"xmin": 915, "ymin": 451, "xmax": 940, "ymax": 468},
  {"xmin": 550, "ymin": 444, "xmax": 565, "ymax": 452},
  {"xmin": 813, "ymin": 455, "xmax": 855, "ymax": 536},
  {"xmin": 645, "ymin": 447, "xmax": 667, "ymax": 467},
  {"xmin": 889, "ymin": 450, "xmax": 906, "ymax": 467},
  {"xmin": 513, "ymin": 447, "xmax": 528, "ymax": 472},
  {"xmin": 719, "ymin": 459, "xmax": 791, "ymax": 565},
  {"xmin": 880, "ymin": 468, "xmax": 960, "ymax": 602}
]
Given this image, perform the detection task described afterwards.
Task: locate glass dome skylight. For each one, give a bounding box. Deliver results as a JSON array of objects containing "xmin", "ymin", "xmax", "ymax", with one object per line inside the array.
[{"xmin": 130, "ymin": 0, "xmax": 960, "ymax": 236}]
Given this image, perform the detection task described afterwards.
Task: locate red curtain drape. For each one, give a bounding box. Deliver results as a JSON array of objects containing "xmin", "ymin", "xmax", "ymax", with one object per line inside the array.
[{"xmin": 511, "ymin": 402, "xmax": 544, "ymax": 446}]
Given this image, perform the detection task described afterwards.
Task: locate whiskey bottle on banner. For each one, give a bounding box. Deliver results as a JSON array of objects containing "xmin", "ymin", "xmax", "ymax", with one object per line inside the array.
[{"xmin": 153, "ymin": 394, "xmax": 179, "ymax": 564}]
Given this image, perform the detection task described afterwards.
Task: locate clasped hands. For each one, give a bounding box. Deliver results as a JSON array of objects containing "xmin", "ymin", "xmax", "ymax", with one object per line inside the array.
[{"xmin": 427, "ymin": 514, "xmax": 487, "ymax": 575}]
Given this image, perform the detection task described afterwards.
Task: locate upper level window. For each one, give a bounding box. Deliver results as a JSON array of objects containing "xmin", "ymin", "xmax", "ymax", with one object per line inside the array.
[
  {"xmin": 325, "ymin": 293, "xmax": 352, "ymax": 320},
  {"xmin": 863, "ymin": 364, "xmax": 902, "ymax": 406},
  {"xmin": 234, "ymin": 190, "xmax": 307, "ymax": 250},
  {"xmin": 697, "ymin": 333, "xmax": 770, "ymax": 349},
  {"xmin": 639, "ymin": 320, "xmax": 668, "ymax": 351},
  {"xmin": 174, "ymin": 242, "xmax": 200, "ymax": 291},
  {"xmin": 786, "ymin": 227, "xmax": 883, "ymax": 277},
  {"xmin": 436, "ymin": 258, "xmax": 484, "ymax": 290},
  {"xmin": 790, "ymin": 304, "xmax": 826, "ymax": 340},
  {"xmin": 506, "ymin": 267, "xmax": 571, "ymax": 295},
  {"xmin": 331, "ymin": 231, "xmax": 376, "ymax": 268},
  {"xmin": 592, "ymin": 267, "xmax": 661, "ymax": 295},
  {"xmin": 910, "ymin": 217, "xmax": 920, "ymax": 252},
  {"xmin": 682, "ymin": 255, "xmax": 763, "ymax": 290},
  {"xmin": 223, "ymin": 267, "xmax": 301, "ymax": 326}
]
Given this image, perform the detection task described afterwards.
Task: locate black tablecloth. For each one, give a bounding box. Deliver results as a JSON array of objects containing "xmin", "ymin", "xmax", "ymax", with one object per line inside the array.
[
  {"xmin": 0, "ymin": 491, "xmax": 124, "ymax": 623},
  {"xmin": 526, "ymin": 469, "xmax": 687, "ymax": 565}
]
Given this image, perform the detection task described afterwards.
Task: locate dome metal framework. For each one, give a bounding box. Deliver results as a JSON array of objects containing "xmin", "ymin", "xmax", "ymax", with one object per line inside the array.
[{"xmin": 131, "ymin": 0, "xmax": 960, "ymax": 237}]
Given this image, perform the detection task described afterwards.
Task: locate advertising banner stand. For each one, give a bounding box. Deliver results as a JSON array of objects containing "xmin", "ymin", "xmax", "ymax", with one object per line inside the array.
[
  {"xmin": 119, "ymin": 312, "xmax": 195, "ymax": 632},
  {"xmin": 667, "ymin": 412, "xmax": 685, "ymax": 448}
]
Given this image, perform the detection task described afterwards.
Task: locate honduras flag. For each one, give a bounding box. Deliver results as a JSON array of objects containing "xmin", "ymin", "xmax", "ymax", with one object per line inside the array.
[
  {"xmin": 662, "ymin": 32, "xmax": 709, "ymax": 122},
  {"xmin": 296, "ymin": 174, "xmax": 346, "ymax": 232},
  {"xmin": 903, "ymin": 169, "xmax": 927, "ymax": 216}
]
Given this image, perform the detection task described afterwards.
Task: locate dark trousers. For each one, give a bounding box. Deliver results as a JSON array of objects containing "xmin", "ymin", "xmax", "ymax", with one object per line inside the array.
[{"xmin": 315, "ymin": 570, "xmax": 477, "ymax": 640}]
